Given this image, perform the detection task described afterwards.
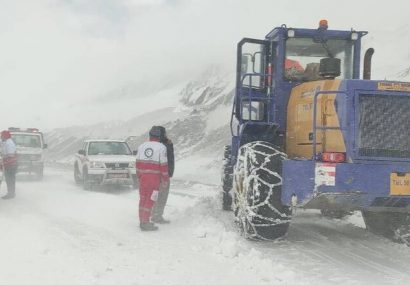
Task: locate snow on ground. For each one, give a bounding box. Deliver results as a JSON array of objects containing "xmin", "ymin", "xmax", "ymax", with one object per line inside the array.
[
  {"xmin": 1, "ymin": 168, "xmax": 410, "ymax": 285},
  {"xmin": 173, "ymin": 155, "xmax": 221, "ymax": 185}
]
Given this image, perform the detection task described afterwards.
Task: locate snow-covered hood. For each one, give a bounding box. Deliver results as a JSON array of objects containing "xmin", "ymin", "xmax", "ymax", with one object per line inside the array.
[{"xmin": 87, "ymin": 155, "xmax": 136, "ymax": 164}]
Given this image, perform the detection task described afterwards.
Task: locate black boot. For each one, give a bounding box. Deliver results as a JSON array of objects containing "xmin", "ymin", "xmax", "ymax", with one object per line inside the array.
[
  {"xmin": 140, "ymin": 222, "xmax": 158, "ymax": 231},
  {"xmin": 152, "ymin": 216, "xmax": 170, "ymax": 224}
]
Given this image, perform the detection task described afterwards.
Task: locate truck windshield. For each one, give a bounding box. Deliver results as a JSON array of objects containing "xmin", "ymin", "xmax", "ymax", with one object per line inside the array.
[
  {"xmin": 88, "ymin": 142, "xmax": 131, "ymax": 155},
  {"xmin": 11, "ymin": 134, "xmax": 42, "ymax": 148},
  {"xmin": 285, "ymin": 37, "xmax": 354, "ymax": 81}
]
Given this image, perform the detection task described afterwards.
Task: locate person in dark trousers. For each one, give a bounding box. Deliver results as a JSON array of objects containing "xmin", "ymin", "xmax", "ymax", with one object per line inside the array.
[
  {"xmin": 1, "ymin": 130, "xmax": 18, "ymax": 199},
  {"xmin": 152, "ymin": 126, "xmax": 174, "ymax": 224},
  {"xmin": 136, "ymin": 126, "xmax": 169, "ymax": 231}
]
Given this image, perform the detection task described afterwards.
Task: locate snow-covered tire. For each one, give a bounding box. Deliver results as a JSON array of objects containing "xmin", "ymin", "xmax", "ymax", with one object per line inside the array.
[
  {"xmin": 233, "ymin": 141, "xmax": 291, "ymax": 240},
  {"xmin": 221, "ymin": 145, "xmax": 233, "ymax": 211},
  {"xmin": 74, "ymin": 164, "xmax": 82, "ymax": 185},
  {"xmin": 362, "ymin": 211, "xmax": 410, "ymax": 245},
  {"xmin": 321, "ymin": 209, "xmax": 352, "ymax": 219}
]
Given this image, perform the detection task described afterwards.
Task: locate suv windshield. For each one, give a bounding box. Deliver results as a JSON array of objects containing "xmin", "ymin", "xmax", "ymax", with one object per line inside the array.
[
  {"xmin": 285, "ymin": 37, "xmax": 354, "ymax": 81},
  {"xmin": 88, "ymin": 141, "xmax": 131, "ymax": 155},
  {"xmin": 12, "ymin": 134, "xmax": 42, "ymax": 148}
]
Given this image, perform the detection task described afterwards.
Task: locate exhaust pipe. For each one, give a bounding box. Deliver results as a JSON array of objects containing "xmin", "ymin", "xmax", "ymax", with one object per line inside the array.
[{"xmin": 363, "ymin": 48, "xmax": 374, "ymax": 80}]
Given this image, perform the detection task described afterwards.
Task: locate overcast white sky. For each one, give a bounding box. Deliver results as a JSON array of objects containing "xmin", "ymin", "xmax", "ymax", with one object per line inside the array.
[{"xmin": 0, "ymin": 0, "xmax": 409, "ymax": 130}]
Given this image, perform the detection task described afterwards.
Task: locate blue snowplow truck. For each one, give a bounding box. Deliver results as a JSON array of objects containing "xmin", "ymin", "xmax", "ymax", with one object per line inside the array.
[{"xmin": 221, "ymin": 20, "xmax": 410, "ymax": 243}]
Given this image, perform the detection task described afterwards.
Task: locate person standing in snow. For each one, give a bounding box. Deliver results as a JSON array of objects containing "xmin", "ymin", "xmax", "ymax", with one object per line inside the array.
[
  {"xmin": 152, "ymin": 126, "xmax": 174, "ymax": 224},
  {"xmin": 1, "ymin": 130, "xmax": 18, "ymax": 199},
  {"xmin": 136, "ymin": 126, "xmax": 169, "ymax": 231}
]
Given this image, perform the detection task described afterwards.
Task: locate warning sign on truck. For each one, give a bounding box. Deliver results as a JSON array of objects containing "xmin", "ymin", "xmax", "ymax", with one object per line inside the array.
[{"xmin": 315, "ymin": 162, "xmax": 336, "ymax": 186}]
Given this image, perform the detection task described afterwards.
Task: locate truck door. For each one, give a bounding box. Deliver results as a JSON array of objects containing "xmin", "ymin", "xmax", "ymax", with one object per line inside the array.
[
  {"xmin": 231, "ymin": 39, "xmax": 270, "ymax": 160},
  {"xmin": 234, "ymin": 38, "xmax": 270, "ymax": 122}
]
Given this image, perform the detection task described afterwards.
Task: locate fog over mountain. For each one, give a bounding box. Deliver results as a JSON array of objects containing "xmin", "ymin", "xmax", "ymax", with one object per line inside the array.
[
  {"xmin": 45, "ymin": 66, "xmax": 233, "ymax": 183},
  {"xmin": 2, "ymin": 0, "xmax": 410, "ymax": 182}
]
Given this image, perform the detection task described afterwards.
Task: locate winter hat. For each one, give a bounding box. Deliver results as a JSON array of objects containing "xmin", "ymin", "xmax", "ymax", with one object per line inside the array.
[{"xmin": 149, "ymin": 126, "xmax": 162, "ymax": 139}]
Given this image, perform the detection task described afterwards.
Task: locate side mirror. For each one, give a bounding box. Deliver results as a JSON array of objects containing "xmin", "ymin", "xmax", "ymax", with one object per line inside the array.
[
  {"xmin": 78, "ymin": 149, "xmax": 86, "ymax": 155},
  {"xmin": 43, "ymin": 144, "xmax": 48, "ymax": 149},
  {"xmin": 132, "ymin": 150, "xmax": 138, "ymax": 156}
]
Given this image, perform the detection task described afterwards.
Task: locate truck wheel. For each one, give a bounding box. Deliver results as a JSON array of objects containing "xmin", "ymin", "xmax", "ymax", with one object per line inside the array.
[
  {"xmin": 222, "ymin": 145, "xmax": 233, "ymax": 211},
  {"xmin": 82, "ymin": 168, "xmax": 92, "ymax": 190},
  {"xmin": 233, "ymin": 141, "xmax": 291, "ymax": 240},
  {"xmin": 362, "ymin": 211, "xmax": 410, "ymax": 245},
  {"xmin": 74, "ymin": 164, "xmax": 82, "ymax": 185},
  {"xmin": 321, "ymin": 209, "xmax": 352, "ymax": 219}
]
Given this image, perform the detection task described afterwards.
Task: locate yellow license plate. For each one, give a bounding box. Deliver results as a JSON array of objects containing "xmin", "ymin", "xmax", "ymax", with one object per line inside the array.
[{"xmin": 390, "ymin": 173, "xmax": 410, "ymax": 195}]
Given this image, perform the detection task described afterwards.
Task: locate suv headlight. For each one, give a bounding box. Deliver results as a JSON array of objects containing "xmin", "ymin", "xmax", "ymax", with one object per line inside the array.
[
  {"xmin": 128, "ymin": 162, "xmax": 136, "ymax": 168},
  {"xmin": 90, "ymin": 161, "xmax": 106, "ymax": 168}
]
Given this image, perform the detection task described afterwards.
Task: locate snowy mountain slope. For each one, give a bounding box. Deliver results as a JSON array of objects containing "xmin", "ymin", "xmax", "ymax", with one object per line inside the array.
[
  {"xmin": 45, "ymin": 107, "xmax": 186, "ymax": 164},
  {"xmin": 57, "ymin": 80, "xmax": 188, "ymax": 128},
  {"xmin": 45, "ymin": 67, "xmax": 234, "ymax": 184},
  {"xmin": 127, "ymin": 67, "xmax": 234, "ymax": 155},
  {"xmin": 180, "ymin": 66, "xmax": 234, "ymax": 106},
  {"xmin": 117, "ymin": 68, "xmax": 234, "ymax": 184}
]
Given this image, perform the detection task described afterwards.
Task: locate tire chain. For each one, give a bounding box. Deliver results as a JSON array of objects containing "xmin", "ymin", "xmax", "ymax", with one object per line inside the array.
[{"xmin": 233, "ymin": 141, "xmax": 291, "ymax": 240}]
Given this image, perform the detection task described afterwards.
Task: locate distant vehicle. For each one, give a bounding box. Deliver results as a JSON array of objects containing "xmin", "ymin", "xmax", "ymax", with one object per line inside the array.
[
  {"xmin": 74, "ymin": 139, "xmax": 137, "ymax": 190},
  {"xmin": 9, "ymin": 127, "xmax": 47, "ymax": 179}
]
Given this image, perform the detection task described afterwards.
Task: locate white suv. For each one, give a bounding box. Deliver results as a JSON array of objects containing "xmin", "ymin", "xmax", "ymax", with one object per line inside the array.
[
  {"xmin": 74, "ymin": 139, "xmax": 137, "ymax": 189},
  {"xmin": 9, "ymin": 128, "xmax": 47, "ymax": 179}
]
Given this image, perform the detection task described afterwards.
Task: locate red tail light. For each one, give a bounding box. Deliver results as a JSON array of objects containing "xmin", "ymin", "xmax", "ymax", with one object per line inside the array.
[
  {"xmin": 266, "ymin": 63, "xmax": 272, "ymax": 87},
  {"xmin": 321, "ymin": 152, "xmax": 346, "ymax": 163}
]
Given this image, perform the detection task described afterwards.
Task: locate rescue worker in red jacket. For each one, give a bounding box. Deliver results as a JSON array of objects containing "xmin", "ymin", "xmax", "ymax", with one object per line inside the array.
[
  {"xmin": 136, "ymin": 126, "xmax": 169, "ymax": 231},
  {"xmin": 1, "ymin": 130, "xmax": 18, "ymax": 199}
]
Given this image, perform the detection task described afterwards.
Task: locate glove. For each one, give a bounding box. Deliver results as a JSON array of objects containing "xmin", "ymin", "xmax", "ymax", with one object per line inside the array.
[{"xmin": 151, "ymin": 190, "xmax": 159, "ymax": 202}]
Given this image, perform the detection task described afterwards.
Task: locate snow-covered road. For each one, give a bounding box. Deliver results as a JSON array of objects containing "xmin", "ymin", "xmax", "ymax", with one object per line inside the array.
[{"xmin": 1, "ymin": 168, "xmax": 410, "ymax": 285}]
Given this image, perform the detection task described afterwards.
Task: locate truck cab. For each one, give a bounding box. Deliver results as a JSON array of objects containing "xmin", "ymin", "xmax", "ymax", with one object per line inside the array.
[
  {"xmin": 9, "ymin": 127, "xmax": 47, "ymax": 179},
  {"xmin": 231, "ymin": 20, "xmax": 365, "ymax": 157}
]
